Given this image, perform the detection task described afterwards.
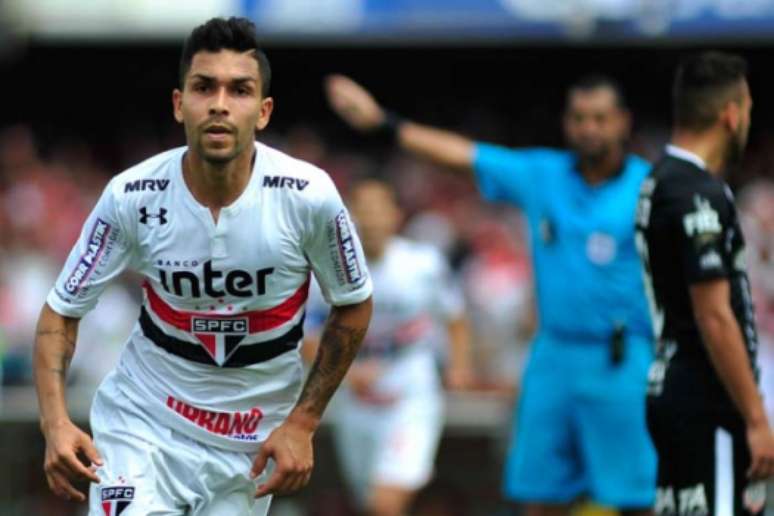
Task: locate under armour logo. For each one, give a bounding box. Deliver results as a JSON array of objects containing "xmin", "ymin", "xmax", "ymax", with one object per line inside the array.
[{"xmin": 139, "ymin": 207, "xmax": 168, "ymax": 225}]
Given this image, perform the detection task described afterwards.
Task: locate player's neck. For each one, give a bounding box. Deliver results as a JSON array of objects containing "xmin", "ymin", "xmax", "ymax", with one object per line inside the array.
[
  {"xmin": 670, "ymin": 130, "xmax": 726, "ymax": 176},
  {"xmin": 183, "ymin": 148, "xmax": 255, "ymax": 213},
  {"xmin": 578, "ymin": 147, "xmax": 625, "ymax": 185}
]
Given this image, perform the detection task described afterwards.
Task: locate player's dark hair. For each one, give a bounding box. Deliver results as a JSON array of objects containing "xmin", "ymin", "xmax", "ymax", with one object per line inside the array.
[
  {"xmin": 179, "ymin": 17, "xmax": 271, "ymax": 96},
  {"xmin": 567, "ymin": 74, "xmax": 627, "ymax": 109},
  {"xmin": 673, "ymin": 51, "xmax": 748, "ymax": 131}
]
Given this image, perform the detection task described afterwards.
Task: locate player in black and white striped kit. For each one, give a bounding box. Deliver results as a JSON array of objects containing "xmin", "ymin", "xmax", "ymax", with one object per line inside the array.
[{"xmin": 636, "ymin": 52, "xmax": 774, "ymax": 515}]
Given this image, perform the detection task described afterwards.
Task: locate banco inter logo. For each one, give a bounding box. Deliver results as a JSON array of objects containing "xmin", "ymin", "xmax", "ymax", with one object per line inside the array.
[{"xmin": 158, "ymin": 260, "xmax": 274, "ymax": 298}]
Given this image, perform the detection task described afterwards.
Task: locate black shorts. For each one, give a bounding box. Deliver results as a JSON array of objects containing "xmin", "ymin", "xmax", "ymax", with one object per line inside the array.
[{"xmin": 647, "ymin": 397, "xmax": 767, "ymax": 515}]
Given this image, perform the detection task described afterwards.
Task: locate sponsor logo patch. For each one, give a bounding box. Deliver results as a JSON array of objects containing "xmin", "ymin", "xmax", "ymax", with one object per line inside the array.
[
  {"xmin": 124, "ymin": 179, "xmax": 169, "ymax": 193},
  {"xmin": 263, "ymin": 175, "xmax": 309, "ymax": 191},
  {"xmin": 167, "ymin": 396, "xmax": 263, "ymax": 441},
  {"xmin": 139, "ymin": 207, "xmax": 167, "ymax": 225},
  {"xmin": 334, "ymin": 210, "xmax": 364, "ymax": 285},
  {"xmin": 64, "ymin": 218, "xmax": 111, "ymax": 294},
  {"xmin": 683, "ymin": 195, "xmax": 721, "ymax": 237}
]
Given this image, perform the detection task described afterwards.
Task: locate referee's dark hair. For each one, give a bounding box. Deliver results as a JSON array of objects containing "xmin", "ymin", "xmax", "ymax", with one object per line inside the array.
[
  {"xmin": 567, "ymin": 74, "xmax": 628, "ymax": 109},
  {"xmin": 673, "ymin": 51, "xmax": 748, "ymax": 131},
  {"xmin": 179, "ymin": 17, "xmax": 271, "ymax": 97}
]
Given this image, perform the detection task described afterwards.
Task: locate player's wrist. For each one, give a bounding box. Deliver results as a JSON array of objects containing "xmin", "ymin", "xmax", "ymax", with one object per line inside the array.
[
  {"xmin": 374, "ymin": 110, "xmax": 405, "ymax": 141},
  {"xmin": 285, "ymin": 410, "xmax": 321, "ymax": 433},
  {"xmin": 40, "ymin": 415, "xmax": 73, "ymax": 436}
]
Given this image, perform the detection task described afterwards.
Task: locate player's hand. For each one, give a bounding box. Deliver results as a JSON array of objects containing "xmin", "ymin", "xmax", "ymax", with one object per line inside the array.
[
  {"xmin": 251, "ymin": 418, "xmax": 314, "ymax": 498},
  {"xmin": 42, "ymin": 419, "xmax": 103, "ymax": 502},
  {"xmin": 324, "ymin": 74, "xmax": 386, "ymax": 132},
  {"xmin": 746, "ymin": 422, "xmax": 774, "ymax": 480}
]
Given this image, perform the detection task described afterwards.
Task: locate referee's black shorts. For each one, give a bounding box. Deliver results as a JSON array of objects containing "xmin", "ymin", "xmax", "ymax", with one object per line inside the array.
[{"xmin": 647, "ymin": 397, "xmax": 766, "ymax": 515}]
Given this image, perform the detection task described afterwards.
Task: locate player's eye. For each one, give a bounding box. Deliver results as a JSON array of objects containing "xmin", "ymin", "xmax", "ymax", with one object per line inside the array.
[{"xmin": 193, "ymin": 83, "xmax": 210, "ymax": 93}]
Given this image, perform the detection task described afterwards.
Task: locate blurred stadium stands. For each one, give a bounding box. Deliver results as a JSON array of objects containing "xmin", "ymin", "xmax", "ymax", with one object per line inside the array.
[{"xmin": 1, "ymin": 1, "xmax": 773, "ymax": 515}]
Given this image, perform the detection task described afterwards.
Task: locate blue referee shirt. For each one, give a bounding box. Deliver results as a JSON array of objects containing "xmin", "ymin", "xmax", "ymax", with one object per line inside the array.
[{"xmin": 474, "ymin": 144, "xmax": 653, "ymax": 342}]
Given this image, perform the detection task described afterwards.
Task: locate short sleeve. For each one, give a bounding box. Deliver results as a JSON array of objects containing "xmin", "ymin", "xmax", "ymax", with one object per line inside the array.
[
  {"xmin": 674, "ymin": 187, "xmax": 731, "ymax": 284},
  {"xmin": 473, "ymin": 144, "xmax": 549, "ymax": 208},
  {"xmin": 304, "ymin": 177, "xmax": 373, "ymax": 306},
  {"xmin": 47, "ymin": 180, "xmax": 135, "ymax": 318}
]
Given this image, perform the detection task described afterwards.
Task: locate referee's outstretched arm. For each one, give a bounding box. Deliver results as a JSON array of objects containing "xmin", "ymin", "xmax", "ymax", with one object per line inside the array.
[
  {"xmin": 691, "ymin": 279, "xmax": 774, "ymax": 480},
  {"xmin": 325, "ymin": 75, "xmax": 475, "ymax": 175}
]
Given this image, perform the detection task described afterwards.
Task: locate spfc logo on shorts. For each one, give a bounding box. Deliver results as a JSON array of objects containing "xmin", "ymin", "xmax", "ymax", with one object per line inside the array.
[
  {"xmin": 191, "ymin": 317, "xmax": 249, "ymax": 366},
  {"xmin": 101, "ymin": 485, "xmax": 135, "ymax": 516}
]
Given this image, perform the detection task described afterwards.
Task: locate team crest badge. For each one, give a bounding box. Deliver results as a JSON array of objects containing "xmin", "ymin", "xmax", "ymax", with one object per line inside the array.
[
  {"xmin": 191, "ymin": 317, "xmax": 249, "ymax": 366},
  {"xmin": 101, "ymin": 486, "xmax": 135, "ymax": 515}
]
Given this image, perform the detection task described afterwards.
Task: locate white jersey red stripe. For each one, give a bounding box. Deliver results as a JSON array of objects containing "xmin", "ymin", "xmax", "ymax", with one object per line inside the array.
[{"xmin": 47, "ymin": 141, "xmax": 372, "ymax": 451}]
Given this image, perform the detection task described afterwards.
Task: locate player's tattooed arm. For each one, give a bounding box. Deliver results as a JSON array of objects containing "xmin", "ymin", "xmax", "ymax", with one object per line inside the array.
[
  {"xmin": 293, "ymin": 296, "xmax": 373, "ymax": 426},
  {"xmin": 34, "ymin": 303, "xmax": 80, "ymax": 427},
  {"xmin": 252, "ymin": 296, "xmax": 372, "ymax": 497},
  {"xmin": 34, "ymin": 303, "xmax": 102, "ymax": 502}
]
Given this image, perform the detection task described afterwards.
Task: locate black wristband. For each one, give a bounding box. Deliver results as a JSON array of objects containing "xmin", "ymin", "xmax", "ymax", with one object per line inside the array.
[{"xmin": 376, "ymin": 110, "xmax": 405, "ymax": 141}]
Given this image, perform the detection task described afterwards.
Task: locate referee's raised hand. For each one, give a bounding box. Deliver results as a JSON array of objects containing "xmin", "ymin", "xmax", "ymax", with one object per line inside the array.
[
  {"xmin": 324, "ymin": 75, "xmax": 386, "ymax": 132},
  {"xmin": 746, "ymin": 422, "xmax": 774, "ymax": 480}
]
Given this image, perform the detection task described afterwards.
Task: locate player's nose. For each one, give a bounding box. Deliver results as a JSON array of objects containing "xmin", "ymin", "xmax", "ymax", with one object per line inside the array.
[{"xmin": 209, "ymin": 86, "xmax": 229, "ymax": 116}]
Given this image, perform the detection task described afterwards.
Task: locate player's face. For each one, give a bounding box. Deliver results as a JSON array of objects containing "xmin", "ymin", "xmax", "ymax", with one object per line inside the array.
[
  {"xmin": 173, "ymin": 50, "xmax": 273, "ymax": 164},
  {"xmin": 349, "ymin": 182, "xmax": 401, "ymax": 258},
  {"xmin": 728, "ymin": 80, "xmax": 753, "ymax": 165},
  {"xmin": 563, "ymin": 87, "xmax": 630, "ymax": 161}
]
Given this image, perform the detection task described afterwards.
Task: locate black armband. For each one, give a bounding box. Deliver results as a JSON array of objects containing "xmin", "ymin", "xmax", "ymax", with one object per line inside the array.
[{"xmin": 375, "ymin": 110, "xmax": 405, "ymax": 142}]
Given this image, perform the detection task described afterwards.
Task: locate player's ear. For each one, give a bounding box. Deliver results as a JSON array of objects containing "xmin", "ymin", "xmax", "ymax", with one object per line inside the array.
[
  {"xmin": 256, "ymin": 97, "xmax": 274, "ymax": 132},
  {"xmin": 173, "ymin": 89, "xmax": 184, "ymax": 124},
  {"xmin": 719, "ymin": 98, "xmax": 741, "ymax": 133}
]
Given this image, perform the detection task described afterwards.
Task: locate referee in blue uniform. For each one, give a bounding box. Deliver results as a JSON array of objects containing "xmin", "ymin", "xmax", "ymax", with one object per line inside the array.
[{"xmin": 325, "ymin": 74, "xmax": 656, "ymax": 516}]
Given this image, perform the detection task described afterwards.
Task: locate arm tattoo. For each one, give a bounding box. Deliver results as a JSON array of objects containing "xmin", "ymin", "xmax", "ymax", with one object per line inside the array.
[
  {"xmin": 296, "ymin": 320, "xmax": 367, "ymax": 418},
  {"xmin": 36, "ymin": 328, "xmax": 76, "ymax": 380}
]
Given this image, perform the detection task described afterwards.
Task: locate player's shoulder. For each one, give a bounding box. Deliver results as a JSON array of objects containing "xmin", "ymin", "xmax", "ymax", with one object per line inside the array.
[
  {"xmin": 256, "ymin": 141, "xmax": 337, "ymax": 202},
  {"xmin": 106, "ymin": 147, "xmax": 184, "ymax": 200},
  {"xmin": 477, "ymin": 143, "xmax": 570, "ymax": 166}
]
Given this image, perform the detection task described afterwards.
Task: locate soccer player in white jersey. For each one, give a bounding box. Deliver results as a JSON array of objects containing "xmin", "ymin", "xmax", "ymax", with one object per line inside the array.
[
  {"xmin": 305, "ymin": 179, "xmax": 472, "ymax": 516},
  {"xmin": 33, "ymin": 17, "xmax": 373, "ymax": 515}
]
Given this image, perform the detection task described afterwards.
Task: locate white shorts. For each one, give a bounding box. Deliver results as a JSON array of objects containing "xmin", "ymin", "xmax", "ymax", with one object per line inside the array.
[
  {"xmin": 332, "ymin": 391, "xmax": 443, "ymax": 506},
  {"xmin": 88, "ymin": 373, "xmax": 272, "ymax": 516}
]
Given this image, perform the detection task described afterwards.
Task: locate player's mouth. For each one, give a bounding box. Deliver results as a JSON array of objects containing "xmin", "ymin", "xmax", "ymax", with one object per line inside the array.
[{"xmin": 203, "ymin": 125, "xmax": 234, "ymax": 142}]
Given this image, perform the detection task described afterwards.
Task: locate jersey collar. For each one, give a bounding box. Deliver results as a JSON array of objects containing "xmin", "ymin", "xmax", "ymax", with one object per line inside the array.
[{"xmin": 664, "ymin": 144, "xmax": 708, "ymax": 171}]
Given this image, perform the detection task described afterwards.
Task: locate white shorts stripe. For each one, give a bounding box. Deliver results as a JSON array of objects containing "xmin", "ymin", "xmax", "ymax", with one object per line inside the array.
[{"xmin": 715, "ymin": 427, "xmax": 734, "ymax": 516}]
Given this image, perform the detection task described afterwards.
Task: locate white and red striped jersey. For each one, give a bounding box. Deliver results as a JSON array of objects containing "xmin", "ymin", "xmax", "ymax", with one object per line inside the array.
[
  {"xmin": 47, "ymin": 141, "xmax": 372, "ymax": 451},
  {"xmin": 309, "ymin": 237, "xmax": 463, "ymax": 402}
]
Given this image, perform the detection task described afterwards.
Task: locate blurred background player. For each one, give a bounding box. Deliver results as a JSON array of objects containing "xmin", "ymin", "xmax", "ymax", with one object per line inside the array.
[
  {"xmin": 32, "ymin": 17, "xmax": 372, "ymax": 515},
  {"xmin": 637, "ymin": 51, "xmax": 774, "ymax": 515},
  {"xmin": 304, "ymin": 178, "xmax": 473, "ymax": 516},
  {"xmin": 325, "ymin": 74, "xmax": 656, "ymax": 515}
]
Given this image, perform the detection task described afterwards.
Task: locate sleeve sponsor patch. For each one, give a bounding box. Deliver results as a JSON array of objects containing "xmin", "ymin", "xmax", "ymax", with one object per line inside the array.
[
  {"xmin": 333, "ymin": 210, "xmax": 365, "ymax": 286},
  {"xmin": 682, "ymin": 195, "xmax": 721, "ymax": 238},
  {"xmin": 63, "ymin": 218, "xmax": 112, "ymax": 295}
]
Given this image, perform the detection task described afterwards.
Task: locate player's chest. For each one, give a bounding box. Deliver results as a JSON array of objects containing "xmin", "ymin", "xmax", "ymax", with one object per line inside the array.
[
  {"xmin": 134, "ymin": 205, "xmax": 306, "ymax": 291},
  {"xmin": 533, "ymin": 183, "xmax": 637, "ymax": 263}
]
